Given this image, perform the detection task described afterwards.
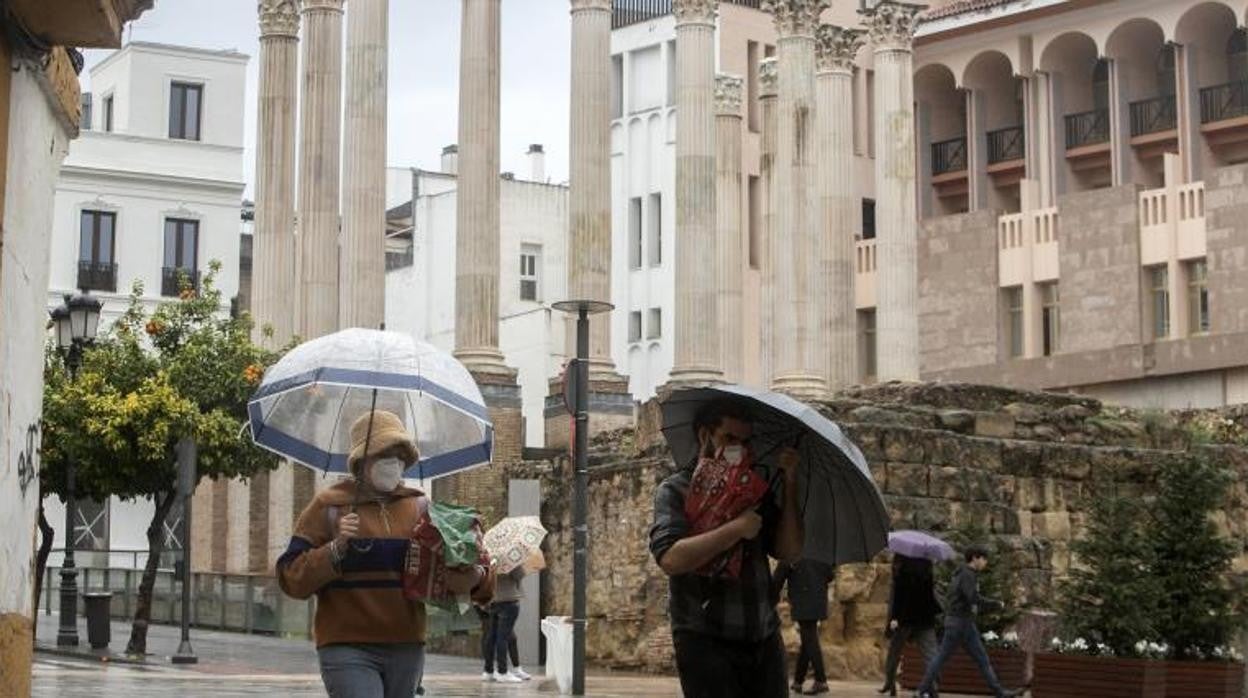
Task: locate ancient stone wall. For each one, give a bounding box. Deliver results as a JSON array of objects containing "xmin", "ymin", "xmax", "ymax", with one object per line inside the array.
[{"xmin": 517, "ymin": 382, "xmax": 1248, "ymax": 679}]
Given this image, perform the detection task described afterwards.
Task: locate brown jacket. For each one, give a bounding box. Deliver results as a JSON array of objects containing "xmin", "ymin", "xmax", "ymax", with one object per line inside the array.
[{"xmin": 276, "ymin": 481, "xmax": 495, "ymax": 647}]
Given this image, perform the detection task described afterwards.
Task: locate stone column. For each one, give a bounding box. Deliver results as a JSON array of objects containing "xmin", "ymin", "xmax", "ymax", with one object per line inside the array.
[
  {"xmin": 815, "ymin": 25, "xmax": 864, "ymax": 392},
  {"xmin": 252, "ymin": 0, "xmax": 300, "ymax": 575},
  {"xmin": 666, "ymin": 0, "xmax": 723, "ymax": 388},
  {"xmin": 715, "ymin": 74, "xmax": 745, "ymax": 383},
  {"xmin": 340, "ymin": 0, "xmax": 388, "ymax": 330},
  {"xmin": 296, "ymin": 0, "xmax": 344, "ymax": 341},
  {"xmin": 864, "ymin": 0, "xmax": 923, "ymax": 382},
  {"xmin": 759, "ymin": 57, "xmax": 778, "ymax": 388},
  {"xmin": 454, "ymin": 0, "xmax": 511, "ymax": 376},
  {"xmin": 765, "ymin": 0, "xmax": 827, "ymax": 399}
]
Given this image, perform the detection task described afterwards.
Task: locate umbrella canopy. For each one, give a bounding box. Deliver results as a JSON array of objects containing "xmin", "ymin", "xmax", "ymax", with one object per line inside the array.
[
  {"xmin": 247, "ymin": 328, "xmax": 492, "ymax": 479},
  {"xmin": 888, "ymin": 530, "xmax": 957, "ymax": 562},
  {"xmin": 660, "ymin": 384, "xmax": 890, "ymax": 566},
  {"xmin": 483, "ymin": 516, "xmax": 548, "ymax": 575}
]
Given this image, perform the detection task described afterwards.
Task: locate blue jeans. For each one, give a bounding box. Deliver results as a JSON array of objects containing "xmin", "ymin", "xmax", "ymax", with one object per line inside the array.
[
  {"xmin": 917, "ymin": 618, "xmax": 1004, "ymax": 696},
  {"xmin": 318, "ymin": 642, "xmax": 425, "ymax": 698},
  {"xmin": 488, "ymin": 601, "xmax": 521, "ymax": 674}
]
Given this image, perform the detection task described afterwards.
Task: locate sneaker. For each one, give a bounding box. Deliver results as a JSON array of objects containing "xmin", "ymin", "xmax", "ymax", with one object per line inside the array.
[
  {"xmin": 510, "ymin": 667, "xmax": 532, "ymax": 681},
  {"xmin": 495, "ymin": 672, "xmax": 524, "ymax": 683},
  {"xmin": 482, "ymin": 672, "xmax": 496, "ymax": 682}
]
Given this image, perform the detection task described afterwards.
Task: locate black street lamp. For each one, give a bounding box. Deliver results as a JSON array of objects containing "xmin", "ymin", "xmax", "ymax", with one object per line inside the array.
[
  {"xmin": 50, "ymin": 291, "xmax": 102, "ymax": 648},
  {"xmin": 551, "ymin": 298, "xmax": 613, "ymax": 697}
]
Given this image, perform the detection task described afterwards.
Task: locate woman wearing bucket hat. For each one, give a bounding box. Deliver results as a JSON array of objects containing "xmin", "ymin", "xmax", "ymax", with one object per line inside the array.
[{"xmin": 277, "ymin": 410, "xmax": 496, "ymax": 698}]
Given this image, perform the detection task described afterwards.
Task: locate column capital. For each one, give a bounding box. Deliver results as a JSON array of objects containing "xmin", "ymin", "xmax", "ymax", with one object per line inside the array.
[
  {"xmin": 259, "ymin": 0, "xmax": 300, "ymax": 37},
  {"xmin": 759, "ymin": 56, "xmax": 778, "ymax": 98},
  {"xmin": 299, "ymin": 0, "xmax": 344, "ymax": 15},
  {"xmin": 763, "ymin": 0, "xmax": 828, "ymax": 39},
  {"xmin": 861, "ymin": 0, "xmax": 925, "ymax": 52},
  {"xmin": 570, "ymin": 0, "xmax": 611, "ymax": 13},
  {"xmin": 714, "ymin": 73, "xmax": 743, "ymax": 116},
  {"xmin": 815, "ymin": 25, "xmax": 864, "ymax": 75},
  {"xmin": 672, "ymin": 0, "xmax": 717, "ymax": 27}
]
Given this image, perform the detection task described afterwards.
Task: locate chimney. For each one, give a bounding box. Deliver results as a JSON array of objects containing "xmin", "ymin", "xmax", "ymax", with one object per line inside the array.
[
  {"xmin": 527, "ymin": 143, "xmax": 545, "ymax": 182},
  {"xmin": 441, "ymin": 144, "xmax": 458, "ymax": 175}
]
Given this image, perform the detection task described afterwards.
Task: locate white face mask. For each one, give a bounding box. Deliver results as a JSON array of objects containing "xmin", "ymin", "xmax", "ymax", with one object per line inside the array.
[
  {"xmin": 722, "ymin": 445, "xmax": 747, "ymax": 466},
  {"xmin": 369, "ymin": 457, "xmax": 405, "ymax": 492}
]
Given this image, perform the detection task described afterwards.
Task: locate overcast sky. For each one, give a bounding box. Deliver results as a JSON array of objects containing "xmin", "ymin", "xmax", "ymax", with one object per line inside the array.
[{"xmin": 82, "ymin": 0, "xmax": 573, "ymax": 198}]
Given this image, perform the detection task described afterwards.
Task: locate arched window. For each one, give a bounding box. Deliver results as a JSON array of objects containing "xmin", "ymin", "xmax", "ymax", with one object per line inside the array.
[
  {"xmin": 1157, "ymin": 43, "xmax": 1176, "ymax": 96},
  {"xmin": 1228, "ymin": 28, "xmax": 1248, "ymax": 83},
  {"xmin": 1092, "ymin": 59, "xmax": 1110, "ymax": 111}
]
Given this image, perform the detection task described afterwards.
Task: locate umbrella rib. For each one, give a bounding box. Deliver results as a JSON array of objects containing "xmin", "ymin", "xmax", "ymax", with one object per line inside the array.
[
  {"xmin": 325, "ymin": 386, "xmax": 353, "ymax": 472},
  {"xmin": 251, "ymin": 387, "xmax": 292, "ymax": 439},
  {"xmin": 842, "ymin": 464, "xmax": 873, "ymax": 562}
]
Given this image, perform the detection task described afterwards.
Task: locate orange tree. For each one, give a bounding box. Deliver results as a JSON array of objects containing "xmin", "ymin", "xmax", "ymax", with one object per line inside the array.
[{"xmin": 40, "ymin": 261, "xmax": 290, "ymax": 656}]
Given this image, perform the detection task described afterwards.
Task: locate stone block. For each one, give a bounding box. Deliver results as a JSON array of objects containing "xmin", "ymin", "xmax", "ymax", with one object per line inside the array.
[
  {"xmin": 1014, "ymin": 477, "xmax": 1065, "ymax": 512},
  {"xmin": 1001, "ymin": 441, "xmax": 1044, "ymax": 477},
  {"xmin": 882, "ymin": 428, "xmax": 926, "ymax": 462},
  {"xmin": 1048, "ymin": 541, "xmax": 1071, "ymax": 577},
  {"xmin": 1041, "ymin": 444, "xmax": 1093, "ymax": 480},
  {"xmin": 938, "ymin": 409, "xmax": 976, "ymax": 433},
  {"xmin": 844, "ymin": 424, "xmax": 884, "ymax": 460},
  {"xmin": 848, "ymin": 602, "xmax": 890, "ymax": 638},
  {"xmin": 835, "ymin": 563, "xmax": 879, "ymax": 603},
  {"xmin": 974, "ymin": 412, "xmax": 1016, "ymax": 438},
  {"xmin": 885, "ymin": 463, "xmax": 929, "ymax": 496},
  {"xmin": 1031, "ymin": 511, "xmax": 1072, "ymax": 541},
  {"xmin": 930, "ymin": 466, "xmax": 968, "ymax": 500},
  {"xmin": 1004, "ymin": 402, "xmax": 1045, "ymax": 425}
]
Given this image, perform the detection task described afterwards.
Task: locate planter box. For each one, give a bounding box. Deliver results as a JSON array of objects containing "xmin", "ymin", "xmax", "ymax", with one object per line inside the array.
[
  {"xmin": 899, "ymin": 643, "xmax": 1026, "ymax": 694},
  {"xmin": 1032, "ymin": 653, "xmax": 1164, "ymax": 698},
  {"xmin": 1163, "ymin": 659, "xmax": 1244, "ymax": 698}
]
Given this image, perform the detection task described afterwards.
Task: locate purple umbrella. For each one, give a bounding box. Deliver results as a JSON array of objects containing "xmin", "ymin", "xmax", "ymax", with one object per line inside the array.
[{"xmin": 888, "ymin": 530, "xmax": 956, "ymax": 562}]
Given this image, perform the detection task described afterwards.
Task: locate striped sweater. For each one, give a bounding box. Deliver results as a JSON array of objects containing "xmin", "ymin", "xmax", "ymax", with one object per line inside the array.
[{"xmin": 276, "ymin": 481, "xmax": 495, "ymax": 647}]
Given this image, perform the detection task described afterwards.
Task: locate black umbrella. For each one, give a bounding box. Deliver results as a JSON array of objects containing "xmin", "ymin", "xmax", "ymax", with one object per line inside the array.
[{"xmin": 660, "ymin": 384, "xmax": 890, "ymax": 566}]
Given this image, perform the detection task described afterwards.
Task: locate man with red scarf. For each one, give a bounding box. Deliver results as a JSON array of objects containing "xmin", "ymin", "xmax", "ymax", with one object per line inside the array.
[{"xmin": 649, "ymin": 399, "xmax": 804, "ymax": 698}]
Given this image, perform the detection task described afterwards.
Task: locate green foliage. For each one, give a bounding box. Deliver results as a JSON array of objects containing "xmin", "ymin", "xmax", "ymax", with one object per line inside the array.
[
  {"xmin": 1058, "ymin": 482, "xmax": 1163, "ymax": 657},
  {"xmin": 40, "ymin": 262, "xmax": 287, "ymax": 502},
  {"xmin": 937, "ymin": 521, "xmax": 1020, "ymax": 635},
  {"xmin": 1149, "ymin": 457, "xmax": 1241, "ymax": 660}
]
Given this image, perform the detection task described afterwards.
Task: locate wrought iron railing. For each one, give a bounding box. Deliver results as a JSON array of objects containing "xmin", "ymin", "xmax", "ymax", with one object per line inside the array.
[
  {"xmin": 1200, "ymin": 80, "xmax": 1248, "ymax": 124},
  {"xmin": 931, "ymin": 136, "xmax": 968, "ymax": 175},
  {"xmin": 77, "ymin": 261, "xmax": 117, "ymax": 293},
  {"xmin": 1129, "ymin": 94, "xmax": 1177, "ymax": 137},
  {"xmin": 612, "ymin": 0, "xmax": 761, "ymax": 29},
  {"xmin": 987, "ymin": 125, "xmax": 1024, "ymax": 164},
  {"xmin": 1064, "ymin": 108, "xmax": 1109, "ymax": 149},
  {"xmin": 161, "ymin": 266, "xmax": 200, "ymax": 297}
]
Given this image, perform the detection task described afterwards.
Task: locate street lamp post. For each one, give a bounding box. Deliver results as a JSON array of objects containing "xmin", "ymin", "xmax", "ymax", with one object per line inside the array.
[
  {"xmin": 50, "ymin": 291, "xmax": 103, "ymax": 648},
  {"xmin": 551, "ymin": 298, "xmax": 612, "ymax": 697},
  {"xmin": 172, "ymin": 437, "xmax": 198, "ymax": 664}
]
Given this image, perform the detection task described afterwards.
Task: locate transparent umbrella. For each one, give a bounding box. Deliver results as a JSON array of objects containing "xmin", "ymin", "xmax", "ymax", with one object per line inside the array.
[{"xmin": 247, "ymin": 328, "xmax": 492, "ymax": 480}]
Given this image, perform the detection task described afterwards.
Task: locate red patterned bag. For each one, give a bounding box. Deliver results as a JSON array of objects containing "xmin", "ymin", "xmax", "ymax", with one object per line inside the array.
[
  {"xmin": 402, "ymin": 505, "xmax": 489, "ymax": 610},
  {"xmin": 683, "ymin": 449, "xmax": 769, "ymax": 579}
]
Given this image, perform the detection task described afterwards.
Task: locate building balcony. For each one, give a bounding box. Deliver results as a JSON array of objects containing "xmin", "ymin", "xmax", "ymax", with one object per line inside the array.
[
  {"xmin": 77, "ymin": 261, "xmax": 117, "ymax": 293},
  {"xmin": 855, "ymin": 238, "xmax": 877, "ymax": 310},
  {"xmin": 931, "ymin": 136, "xmax": 968, "ymax": 176},
  {"xmin": 161, "ymin": 267, "xmax": 199, "ymax": 297},
  {"xmin": 1129, "ymin": 94, "xmax": 1178, "ymax": 158},
  {"xmin": 1064, "ymin": 108, "xmax": 1110, "ymax": 150},
  {"xmin": 611, "ymin": 0, "xmax": 760, "ymax": 29},
  {"xmin": 1199, "ymin": 80, "xmax": 1248, "ymax": 150},
  {"xmin": 1139, "ymin": 181, "xmax": 1206, "ymax": 267},
  {"xmin": 987, "ymin": 125, "xmax": 1026, "ymax": 186},
  {"xmin": 998, "ymin": 207, "xmax": 1059, "ymax": 288}
]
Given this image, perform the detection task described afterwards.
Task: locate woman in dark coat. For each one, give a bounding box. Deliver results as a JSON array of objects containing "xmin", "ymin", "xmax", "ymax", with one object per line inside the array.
[
  {"xmin": 878, "ymin": 554, "xmax": 942, "ymax": 696},
  {"xmin": 773, "ymin": 558, "xmax": 836, "ymax": 695}
]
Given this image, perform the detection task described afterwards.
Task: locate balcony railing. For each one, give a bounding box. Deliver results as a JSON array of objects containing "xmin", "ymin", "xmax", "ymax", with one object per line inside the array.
[
  {"xmin": 931, "ymin": 136, "xmax": 968, "ymax": 176},
  {"xmin": 987, "ymin": 125, "xmax": 1025, "ymax": 165},
  {"xmin": 612, "ymin": 0, "xmax": 760, "ymax": 29},
  {"xmin": 77, "ymin": 260, "xmax": 117, "ymax": 293},
  {"xmin": 1200, "ymin": 80, "xmax": 1248, "ymax": 124},
  {"xmin": 161, "ymin": 266, "xmax": 200, "ymax": 297},
  {"xmin": 1129, "ymin": 94, "xmax": 1177, "ymax": 137},
  {"xmin": 1064, "ymin": 108, "xmax": 1110, "ymax": 150},
  {"xmin": 385, "ymin": 247, "xmax": 414, "ymax": 271}
]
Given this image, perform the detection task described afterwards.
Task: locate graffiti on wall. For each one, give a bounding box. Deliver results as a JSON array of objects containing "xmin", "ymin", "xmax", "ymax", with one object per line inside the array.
[{"xmin": 15, "ymin": 423, "xmax": 39, "ymax": 498}]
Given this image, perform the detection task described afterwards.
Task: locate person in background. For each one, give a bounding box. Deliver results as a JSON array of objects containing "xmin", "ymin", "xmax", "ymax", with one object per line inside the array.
[
  {"xmin": 484, "ymin": 564, "xmax": 529, "ymax": 683},
  {"xmin": 277, "ymin": 410, "xmax": 495, "ymax": 698},
  {"xmin": 773, "ymin": 559, "xmax": 836, "ymax": 695},
  {"xmin": 476, "ymin": 603, "xmax": 526, "ymax": 681},
  {"xmin": 915, "ymin": 546, "xmax": 1021, "ymax": 698},
  {"xmin": 877, "ymin": 554, "xmax": 941, "ymax": 696}
]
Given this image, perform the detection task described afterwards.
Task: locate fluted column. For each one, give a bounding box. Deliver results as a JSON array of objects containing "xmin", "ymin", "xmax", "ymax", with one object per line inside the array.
[
  {"xmin": 296, "ymin": 0, "xmax": 344, "ymax": 340},
  {"xmin": 569, "ymin": 0, "xmax": 624, "ymax": 381},
  {"xmin": 759, "ymin": 57, "xmax": 778, "ymax": 388},
  {"xmin": 667, "ymin": 0, "xmax": 723, "ymax": 388},
  {"xmin": 816, "ymin": 25, "xmax": 864, "ymax": 392},
  {"xmin": 765, "ymin": 0, "xmax": 827, "ymax": 399},
  {"xmin": 340, "ymin": 0, "xmax": 388, "ymax": 330},
  {"xmin": 454, "ymin": 0, "xmax": 511, "ymax": 375},
  {"xmin": 253, "ymin": 0, "xmax": 300, "ymax": 576},
  {"xmin": 864, "ymin": 1, "xmax": 922, "ymax": 381},
  {"xmin": 715, "ymin": 74, "xmax": 745, "ymax": 383}
]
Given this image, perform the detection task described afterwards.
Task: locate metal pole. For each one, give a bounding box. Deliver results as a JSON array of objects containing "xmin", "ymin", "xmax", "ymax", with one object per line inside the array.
[
  {"xmin": 57, "ymin": 349, "xmax": 81, "ymax": 648},
  {"xmin": 173, "ymin": 437, "xmax": 198, "ymax": 664},
  {"xmin": 572, "ymin": 306, "xmax": 589, "ymax": 695}
]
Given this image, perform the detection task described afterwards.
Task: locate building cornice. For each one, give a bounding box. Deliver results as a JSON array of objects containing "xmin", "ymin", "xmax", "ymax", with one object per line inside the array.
[{"xmin": 59, "ymin": 165, "xmax": 246, "ymax": 195}]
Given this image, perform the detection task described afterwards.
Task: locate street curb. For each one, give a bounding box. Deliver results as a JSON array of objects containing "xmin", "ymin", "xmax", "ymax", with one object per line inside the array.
[{"xmin": 35, "ymin": 643, "xmax": 149, "ymax": 666}]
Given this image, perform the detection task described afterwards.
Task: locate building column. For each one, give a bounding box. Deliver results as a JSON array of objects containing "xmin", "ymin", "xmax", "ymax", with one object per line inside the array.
[
  {"xmin": 758, "ymin": 57, "xmax": 778, "ymax": 388},
  {"xmin": 296, "ymin": 0, "xmax": 345, "ymax": 340},
  {"xmin": 340, "ymin": 0, "xmax": 388, "ymax": 330},
  {"xmin": 252, "ymin": 0, "xmax": 300, "ymax": 576},
  {"xmin": 454, "ymin": 0, "xmax": 511, "ymax": 376},
  {"xmin": 666, "ymin": 0, "xmax": 723, "ymax": 388},
  {"xmin": 815, "ymin": 25, "xmax": 864, "ymax": 392},
  {"xmin": 766, "ymin": 0, "xmax": 827, "ymax": 399},
  {"xmin": 864, "ymin": 0, "xmax": 923, "ymax": 382},
  {"xmin": 715, "ymin": 74, "xmax": 745, "ymax": 383}
]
